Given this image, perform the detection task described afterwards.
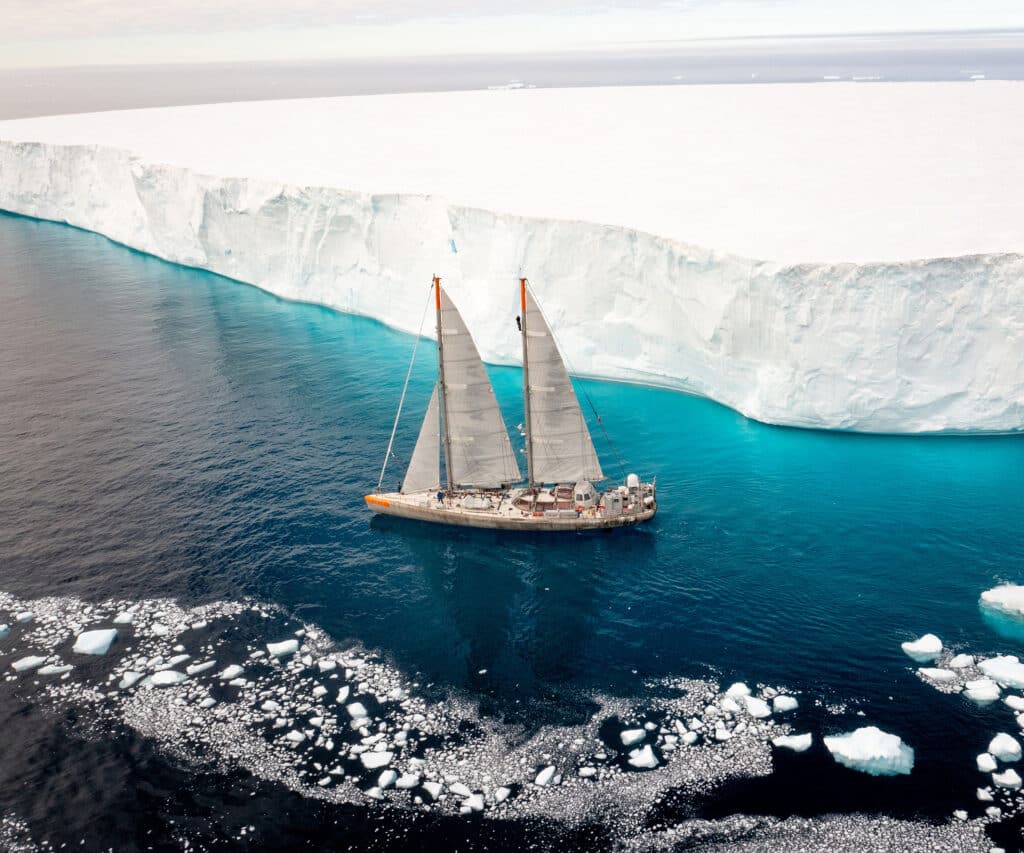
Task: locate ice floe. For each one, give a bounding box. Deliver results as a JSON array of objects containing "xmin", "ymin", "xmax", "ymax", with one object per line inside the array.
[
  {"xmin": 992, "ymin": 769, "xmax": 1022, "ymax": 790},
  {"xmin": 10, "ymin": 655, "xmax": 46, "ymax": 672},
  {"xmin": 979, "ymin": 656, "xmax": 1024, "ymax": 690},
  {"xmin": 980, "ymin": 585, "xmax": 1024, "ymax": 619},
  {"xmin": 823, "ymin": 727, "xmax": 914, "ymax": 776},
  {"xmin": 771, "ymin": 733, "xmax": 813, "ymax": 752},
  {"xmin": 772, "ymin": 696, "xmax": 798, "ymax": 713},
  {"xmin": 978, "ymin": 753, "xmax": 998, "ymax": 773},
  {"xmin": 901, "ymin": 634, "xmax": 942, "ymax": 662},
  {"xmin": 72, "ymin": 628, "xmax": 117, "ymax": 655},
  {"xmin": 965, "ymin": 679, "xmax": 1001, "ymax": 703},
  {"xmin": 989, "ymin": 733, "xmax": 1022, "ymax": 763}
]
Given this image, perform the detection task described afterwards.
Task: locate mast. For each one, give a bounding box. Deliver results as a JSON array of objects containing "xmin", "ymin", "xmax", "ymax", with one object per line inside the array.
[
  {"xmin": 434, "ymin": 276, "xmax": 455, "ymax": 492},
  {"xmin": 520, "ymin": 278, "xmax": 535, "ymax": 489}
]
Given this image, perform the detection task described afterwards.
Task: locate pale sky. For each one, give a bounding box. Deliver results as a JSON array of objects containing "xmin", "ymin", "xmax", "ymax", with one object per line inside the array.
[{"xmin": 2, "ymin": 0, "xmax": 1023, "ymax": 69}]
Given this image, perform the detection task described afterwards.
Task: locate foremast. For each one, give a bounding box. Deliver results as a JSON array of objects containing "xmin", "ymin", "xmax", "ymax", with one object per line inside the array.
[{"xmin": 434, "ymin": 276, "xmax": 455, "ymax": 493}]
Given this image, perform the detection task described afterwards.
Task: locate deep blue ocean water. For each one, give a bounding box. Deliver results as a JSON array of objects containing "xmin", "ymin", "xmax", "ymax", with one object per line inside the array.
[{"xmin": 2, "ymin": 211, "xmax": 1024, "ymax": 850}]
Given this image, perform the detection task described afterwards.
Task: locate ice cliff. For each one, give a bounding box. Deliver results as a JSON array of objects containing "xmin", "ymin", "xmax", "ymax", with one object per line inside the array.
[{"xmin": 1, "ymin": 85, "xmax": 1023, "ymax": 433}]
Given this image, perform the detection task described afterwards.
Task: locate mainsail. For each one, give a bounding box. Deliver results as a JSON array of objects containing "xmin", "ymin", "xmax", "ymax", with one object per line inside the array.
[
  {"xmin": 401, "ymin": 382, "xmax": 440, "ymax": 493},
  {"xmin": 520, "ymin": 282, "xmax": 604, "ymax": 484},
  {"xmin": 437, "ymin": 285, "xmax": 522, "ymax": 488}
]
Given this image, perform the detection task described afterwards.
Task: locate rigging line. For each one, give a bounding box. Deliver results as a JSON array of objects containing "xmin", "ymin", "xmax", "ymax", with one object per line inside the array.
[
  {"xmin": 523, "ymin": 280, "xmax": 628, "ymax": 482},
  {"xmin": 377, "ymin": 281, "xmax": 436, "ymax": 491}
]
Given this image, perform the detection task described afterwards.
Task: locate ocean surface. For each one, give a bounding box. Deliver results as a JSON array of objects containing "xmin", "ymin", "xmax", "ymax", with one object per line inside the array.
[{"xmin": 1, "ymin": 212, "xmax": 1024, "ymax": 850}]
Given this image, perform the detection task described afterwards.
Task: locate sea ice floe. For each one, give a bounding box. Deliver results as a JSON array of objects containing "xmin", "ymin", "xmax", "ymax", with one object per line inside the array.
[
  {"xmin": 725, "ymin": 682, "xmax": 751, "ymax": 699},
  {"xmin": 992, "ymin": 768, "xmax": 1022, "ymax": 790},
  {"xmin": 72, "ymin": 628, "xmax": 118, "ymax": 656},
  {"xmin": 627, "ymin": 745, "xmax": 659, "ymax": 769},
  {"xmin": 980, "ymin": 585, "xmax": 1024, "ymax": 619},
  {"xmin": 743, "ymin": 696, "xmax": 772, "ymax": 719},
  {"xmin": 901, "ymin": 634, "xmax": 942, "ymax": 663},
  {"xmin": 378, "ymin": 770, "xmax": 398, "ymax": 789},
  {"xmin": 823, "ymin": 727, "xmax": 914, "ymax": 776},
  {"xmin": 620, "ymin": 729, "xmax": 646, "ymax": 747},
  {"xmin": 118, "ymin": 671, "xmax": 144, "ymax": 689},
  {"xmin": 1005, "ymin": 696, "xmax": 1024, "ymax": 712},
  {"xmin": 989, "ymin": 733, "xmax": 1022, "ymax": 763},
  {"xmin": 772, "ymin": 733, "xmax": 813, "ymax": 752},
  {"xmin": 979, "ymin": 656, "xmax": 1024, "ymax": 690},
  {"xmin": 949, "ymin": 654, "xmax": 975, "ymax": 669},
  {"xmin": 113, "ymin": 611, "xmax": 134, "ymax": 625},
  {"xmin": 15, "ymin": 612, "xmax": 33, "ymax": 624},
  {"xmin": 359, "ymin": 751, "xmax": 392, "ymax": 770},
  {"xmin": 534, "ymin": 765, "xmax": 556, "ymax": 786},
  {"xmin": 149, "ymin": 670, "xmax": 188, "ymax": 687},
  {"xmin": 0, "ymin": 624, "xmax": 9, "ymax": 640},
  {"xmin": 964, "ymin": 678, "xmax": 1001, "ymax": 703},
  {"xmin": 11, "ymin": 656, "xmax": 46, "ymax": 672},
  {"xmin": 186, "ymin": 661, "xmax": 216, "ymax": 676},
  {"xmin": 267, "ymin": 639, "xmax": 299, "ymax": 658},
  {"xmin": 918, "ymin": 668, "xmax": 957, "ymax": 683},
  {"xmin": 218, "ymin": 664, "xmax": 244, "ymax": 680},
  {"xmin": 421, "ymin": 781, "xmax": 443, "ymax": 801},
  {"xmin": 977, "ymin": 753, "xmax": 998, "ymax": 773},
  {"xmin": 772, "ymin": 696, "xmax": 798, "ymax": 713},
  {"xmin": 38, "ymin": 664, "xmax": 74, "ymax": 676}
]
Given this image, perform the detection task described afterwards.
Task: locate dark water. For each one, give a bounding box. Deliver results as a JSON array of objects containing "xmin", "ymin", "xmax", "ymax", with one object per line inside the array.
[
  {"xmin": 1, "ymin": 212, "xmax": 1024, "ymax": 850},
  {"xmin": 2, "ymin": 29, "xmax": 1023, "ymax": 119}
]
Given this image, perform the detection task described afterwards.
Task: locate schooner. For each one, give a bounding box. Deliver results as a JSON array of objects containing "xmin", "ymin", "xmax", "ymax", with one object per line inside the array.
[{"xmin": 365, "ymin": 277, "xmax": 657, "ymax": 531}]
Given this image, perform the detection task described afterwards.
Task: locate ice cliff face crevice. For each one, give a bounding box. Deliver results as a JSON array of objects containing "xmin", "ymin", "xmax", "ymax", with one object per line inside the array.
[{"xmin": 1, "ymin": 138, "xmax": 1023, "ymax": 433}]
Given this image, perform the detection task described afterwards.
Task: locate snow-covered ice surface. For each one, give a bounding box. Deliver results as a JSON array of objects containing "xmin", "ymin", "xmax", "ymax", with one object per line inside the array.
[
  {"xmin": 822, "ymin": 727, "xmax": 915, "ymax": 777},
  {"xmin": 0, "ymin": 589, "xmax": 994, "ymax": 851},
  {"xmin": 2, "ymin": 83, "xmax": 1024, "ymax": 433}
]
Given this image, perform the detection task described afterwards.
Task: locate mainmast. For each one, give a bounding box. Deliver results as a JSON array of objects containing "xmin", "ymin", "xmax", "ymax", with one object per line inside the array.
[
  {"xmin": 434, "ymin": 276, "xmax": 455, "ymax": 492},
  {"xmin": 520, "ymin": 277, "xmax": 535, "ymax": 489}
]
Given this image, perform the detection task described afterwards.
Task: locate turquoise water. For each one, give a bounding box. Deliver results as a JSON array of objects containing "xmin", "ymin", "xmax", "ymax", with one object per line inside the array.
[{"xmin": 2, "ymin": 211, "xmax": 1024, "ymax": 848}]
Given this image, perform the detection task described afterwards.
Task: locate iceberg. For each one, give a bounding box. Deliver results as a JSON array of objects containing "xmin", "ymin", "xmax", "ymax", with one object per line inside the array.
[
  {"xmin": 979, "ymin": 656, "xmax": 1024, "ymax": 690},
  {"xmin": 0, "ymin": 624, "xmax": 9, "ymax": 640},
  {"xmin": 901, "ymin": 634, "xmax": 942, "ymax": 663},
  {"xmin": 772, "ymin": 733, "xmax": 813, "ymax": 752},
  {"xmin": 978, "ymin": 753, "xmax": 998, "ymax": 773},
  {"xmin": 992, "ymin": 769, "xmax": 1022, "ymax": 790},
  {"xmin": 11, "ymin": 655, "xmax": 46, "ymax": 672},
  {"xmin": 823, "ymin": 726, "xmax": 914, "ymax": 776},
  {"xmin": 534, "ymin": 766, "xmax": 556, "ymax": 786},
  {"xmin": 266, "ymin": 639, "xmax": 299, "ymax": 658},
  {"xmin": 980, "ymin": 585, "xmax": 1024, "ymax": 619},
  {"xmin": 989, "ymin": 733, "xmax": 1022, "ymax": 763},
  {"xmin": 72, "ymin": 628, "xmax": 117, "ymax": 655},
  {"xmin": 627, "ymin": 745, "xmax": 659, "ymax": 769},
  {"xmin": 965, "ymin": 678, "xmax": 1001, "ymax": 703},
  {"xmin": 620, "ymin": 729, "xmax": 646, "ymax": 747},
  {"xmin": 2, "ymin": 84, "xmax": 1024, "ymax": 434},
  {"xmin": 772, "ymin": 696, "xmax": 799, "ymax": 713}
]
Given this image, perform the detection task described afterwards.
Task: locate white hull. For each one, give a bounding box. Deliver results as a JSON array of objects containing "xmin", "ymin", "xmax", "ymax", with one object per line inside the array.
[{"xmin": 365, "ymin": 489, "xmax": 656, "ymax": 532}]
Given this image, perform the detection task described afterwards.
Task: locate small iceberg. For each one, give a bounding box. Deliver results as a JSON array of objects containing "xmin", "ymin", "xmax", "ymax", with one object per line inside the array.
[
  {"xmin": 981, "ymin": 585, "xmax": 1024, "ymax": 618},
  {"xmin": 918, "ymin": 667, "xmax": 957, "ymax": 683},
  {"xmin": 772, "ymin": 733, "xmax": 813, "ymax": 752},
  {"xmin": 627, "ymin": 744, "xmax": 659, "ymax": 769},
  {"xmin": 11, "ymin": 655, "xmax": 46, "ymax": 672},
  {"xmin": 993, "ymin": 768, "xmax": 1022, "ymax": 790},
  {"xmin": 823, "ymin": 726, "xmax": 914, "ymax": 776},
  {"xmin": 267, "ymin": 639, "xmax": 299, "ymax": 658},
  {"xmin": 359, "ymin": 751, "xmax": 392, "ymax": 770},
  {"xmin": 901, "ymin": 634, "xmax": 942, "ymax": 663},
  {"xmin": 0, "ymin": 624, "xmax": 9, "ymax": 640},
  {"xmin": 534, "ymin": 765, "xmax": 556, "ymax": 786},
  {"xmin": 964, "ymin": 678, "xmax": 1001, "ymax": 703},
  {"xmin": 218, "ymin": 664, "xmax": 244, "ymax": 680},
  {"xmin": 620, "ymin": 729, "xmax": 645, "ymax": 747},
  {"xmin": 743, "ymin": 696, "xmax": 772, "ymax": 719},
  {"xmin": 773, "ymin": 696, "xmax": 798, "ymax": 713},
  {"xmin": 72, "ymin": 628, "xmax": 117, "ymax": 655},
  {"xmin": 149, "ymin": 670, "xmax": 188, "ymax": 687},
  {"xmin": 989, "ymin": 733, "xmax": 1022, "ymax": 763},
  {"xmin": 38, "ymin": 664, "xmax": 74, "ymax": 676},
  {"xmin": 978, "ymin": 752, "xmax": 998, "ymax": 773},
  {"xmin": 979, "ymin": 656, "xmax": 1024, "ymax": 690}
]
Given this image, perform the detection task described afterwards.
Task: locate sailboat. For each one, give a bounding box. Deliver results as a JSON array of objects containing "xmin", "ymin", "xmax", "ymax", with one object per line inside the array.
[{"xmin": 365, "ymin": 277, "xmax": 657, "ymax": 531}]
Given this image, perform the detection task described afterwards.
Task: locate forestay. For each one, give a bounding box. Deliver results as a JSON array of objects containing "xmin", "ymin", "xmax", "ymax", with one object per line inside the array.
[
  {"xmin": 402, "ymin": 383, "xmax": 440, "ymax": 493},
  {"xmin": 523, "ymin": 289, "xmax": 603, "ymax": 483},
  {"xmin": 439, "ymin": 288, "xmax": 522, "ymax": 488}
]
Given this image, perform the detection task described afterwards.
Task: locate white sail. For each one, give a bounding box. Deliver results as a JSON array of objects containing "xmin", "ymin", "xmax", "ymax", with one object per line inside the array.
[
  {"xmin": 401, "ymin": 383, "xmax": 440, "ymax": 493},
  {"xmin": 439, "ymin": 287, "xmax": 522, "ymax": 488},
  {"xmin": 522, "ymin": 288, "xmax": 604, "ymax": 483}
]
